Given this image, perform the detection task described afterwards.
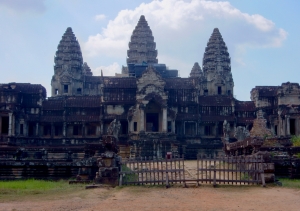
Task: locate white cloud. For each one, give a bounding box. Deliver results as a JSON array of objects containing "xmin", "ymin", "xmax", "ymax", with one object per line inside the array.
[
  {"xmin": 83, "ymin": 0, "xmax": 287, "ymax": 73},
  {"xmin": 93, "ymin": 62, "xmax": 121, "ymax": 76},
  {"xmin": 95, "ymin": 14, "xmax": 106, "ymax": 21}
]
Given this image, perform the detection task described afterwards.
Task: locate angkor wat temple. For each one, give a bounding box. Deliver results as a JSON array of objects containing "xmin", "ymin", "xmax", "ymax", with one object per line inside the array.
[{"xmin": 0, "ymin": 15, "xmax": 299, "ymax": 179}]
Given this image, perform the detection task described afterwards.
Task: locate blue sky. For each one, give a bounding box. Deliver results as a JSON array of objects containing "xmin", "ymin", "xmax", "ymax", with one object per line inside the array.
[{"xmin": 0, "ymin": 0, "xmax": 299, "ymax": 101}]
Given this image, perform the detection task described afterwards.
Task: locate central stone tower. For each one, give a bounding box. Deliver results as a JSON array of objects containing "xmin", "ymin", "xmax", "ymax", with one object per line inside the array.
[
  {"xmin": 201, "ymin": 28, "xmax": 234, "ymax": 96},
  {"xmin": 127, "ymin": 15, "xmax": 158, "ymax": 65}
]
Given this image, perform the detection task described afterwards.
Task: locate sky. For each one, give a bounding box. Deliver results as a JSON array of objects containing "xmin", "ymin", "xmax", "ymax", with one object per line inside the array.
[{"xmin": 0, "ymin": 0, "xmax": 299, "ymax": 101}]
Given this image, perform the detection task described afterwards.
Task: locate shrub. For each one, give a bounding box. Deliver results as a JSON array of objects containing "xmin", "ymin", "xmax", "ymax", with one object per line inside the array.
[{"xmin": 291, "ymin": 136, "xmax": 300, "ymax": 147}]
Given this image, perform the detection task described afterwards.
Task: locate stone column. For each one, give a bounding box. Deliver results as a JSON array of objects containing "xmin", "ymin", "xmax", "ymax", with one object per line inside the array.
[
  {"xmin": 140, "ymin": 104, "xmax": 145, "ymax": 132},
  {"xmin": 286, "ymin": 115, "xmax": 290, "ymax": 136},
  {"xmin": 12, "ymin": 114, "xmax": 15, "ymax": 136},
  {"xmin": 171, "ymin": 121, "xmax": 175, "ymax": 133},
  {"xmin": 82, "ymin": 122, "xmax": 85, "ymax": 137},
  {"xmin": 24, "ymin": 122, "xmax": 28, "ymax": 136},
  {"xmin": 63, "ymin": 122, "xmax": 67, "ymax": 137},
  {"xmin": 162, "ymin": 106, "xmax": 167, "ymax": 132},
  {"xmin": 129, "ymin": 120, "xmax": 134, "ymax": 132},
  {"xmin": 100, "ymin": 121, "xmax": 103, "ymax": 134},
  {"xmin": 8, "ymin": 113, "xmax": 12, "ymax": 136},
  {"xmin": 36, "ymin": 123, "xmax": 39, "ymax": 136},
  {"xmin": 215, "ymin": 122, "xmax": 218, "ymax": 137}
]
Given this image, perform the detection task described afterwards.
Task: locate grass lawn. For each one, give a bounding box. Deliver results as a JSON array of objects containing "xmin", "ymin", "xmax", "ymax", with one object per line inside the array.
[
  {"xmin": 279, "ymin": 178, "xmax": 300, "ymax": 189},
  {"xmin": 0, "ymin": 179, "xmax": 85, "ymax": 202}
]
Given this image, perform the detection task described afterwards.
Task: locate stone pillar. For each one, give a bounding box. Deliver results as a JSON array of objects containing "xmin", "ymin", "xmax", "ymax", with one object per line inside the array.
[
  {"xmin": 12, "ymin": 114, "xmax": 15, "ymax": 136},
  {"xmin": 279, "ymin": 116, "xmax": 283, "ymax": 136},
  {"xmin": 82, "ymin": 123, "xmax": 85, "ymax": 137},
  {"xmin": 129, "ymin": 120, "xmax": 134, "ymax": 132},
  {"xmin": 171, "ymin": 121, "xmax": 175, "ymax": 133},
  {"xmin": 63, "ymin": 122, "xmax": 67, "ymax": 137},
  {"xmin": 215, "ymin": 122, "xmax": 218, "ymax": 137},
  {"xmin": 8, "ymin": 113, "xmax": 12, "ymax": 136},
  {"xmin": 24, "ymin": 122, "xmax": 28, "ymax": 136},
  {"xmin": 36, "ymin": 123, "xmax": 39, "ymax": 136},
  {"xmin": 96, "ymin": 125, "xmax": 100, "ymax": 136},
  {"xmin": 286, "ymin": 115, "xmax": 290, "ymax": 136},
  {"xmin": 140, "ymin": 104, "xmax": 145, "ymax": 132},
  {"xmin": 100, "ymin": 121, "xmax": 103, "ymax": 134},
  {"xmin": 162, "ymin": 106, "xmax": 167, "ymax": 132}
]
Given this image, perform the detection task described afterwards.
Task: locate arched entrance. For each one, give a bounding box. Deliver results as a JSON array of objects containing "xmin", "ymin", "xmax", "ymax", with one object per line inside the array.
[{"xmin": 145, "ymin": 100, "xmax": 161, "ymax": 132}]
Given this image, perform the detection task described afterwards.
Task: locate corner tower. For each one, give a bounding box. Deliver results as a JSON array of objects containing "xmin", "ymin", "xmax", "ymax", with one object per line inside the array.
[
  {"xmin": 202, "ymin": 28, "xmax": 234, "ymax": 96},
  {"xmin": 51, "ymin": 27, "xmax": 84, "ymax": 96},
  {"xmin": 127, "ymin": 15, "xmax": 158, "ymax": 65}
]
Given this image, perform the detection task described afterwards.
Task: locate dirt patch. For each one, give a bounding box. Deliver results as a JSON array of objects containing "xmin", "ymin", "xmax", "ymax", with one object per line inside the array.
[
  {"xmin": 1, "ymin": 185, "xmax": 300, "ymax": 211},
  {"xmin": 1, "ymin": 161, "xmax": 300, "ymax": 210}
]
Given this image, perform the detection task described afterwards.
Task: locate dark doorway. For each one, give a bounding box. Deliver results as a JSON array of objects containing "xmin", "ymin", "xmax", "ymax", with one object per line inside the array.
[
  {"xmin": 218, "ymin": 86, "xmax": 222, "ymax": 95},
  {"xmin": 1, "ymin": 116, "xmax": 9, "ymax": 134},
  {"xmin": 290, "ymin": 119, "xmax": 296, "ymax": 135},
  {"xmin": 121, "ymin": 121, "xmax": 128, "ymax": 134},
  {"xmin": 146, "ymin": 113, "xmax": 159, "ymax": 132},
  {"xmin": 28, "ymin": 123, "xmax": 35, "ymax": 137}
]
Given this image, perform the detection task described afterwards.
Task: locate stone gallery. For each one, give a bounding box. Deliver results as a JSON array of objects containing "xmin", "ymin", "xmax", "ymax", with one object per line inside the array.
[{"xmin": 0, "ymin": 15, "xmax": 299, "ymax": 179}]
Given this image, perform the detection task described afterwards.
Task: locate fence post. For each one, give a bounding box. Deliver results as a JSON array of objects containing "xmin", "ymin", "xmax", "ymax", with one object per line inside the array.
[
  {"xmin": 213, "ymin": 154, "xmax": 217, "ymax": 188},
  {"xmin": 119, "ymin": 162, "xmax": 123, "ymax": 186},
  {"xmin": 166, "ymin": 171, "xmax": 169, "ymax": 188},
  {"xmin": 197, "ymin": 153, "xmax": 199, "ymax": 186},
  {"xmin": 260, "ymin": 156, "xmax": 266, "ymax": 187},
  {"xmin": 182, "ymin": 154, "xmax": 187, "ymax": 188}
]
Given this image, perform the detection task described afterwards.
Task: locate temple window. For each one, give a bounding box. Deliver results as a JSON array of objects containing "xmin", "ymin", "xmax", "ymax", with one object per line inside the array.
[
  {"xmin": 77, "ymin": 88, "xmax": 81, "ymax": 95},
  {"xmin": 20, "ymin": 124, "xmax": 24, "ymax": 135},
  {"xmin": 227, "ymin": 90, "xmax": 231, "ymax": 96},
  {"xmin": 167, "ymin": 121, "xmax": 172, "ymax": 132},
  {"xmin": 44, "ymin": 125, "xmax": 51, "ymax": 136},
  {"xmin": 73, "ymin": 125, "xmax": 82, "ymax": 136},
  {"xmin": 204, "ymin": 89, "xmax": 208, "ymax": 95},
  {"xmin": 87, "ymin": 125, "xmax": 96, "ymax": 136},
  {"xmin": 134, "ymin": 122, "xmax": 137, "ymax": 131},
  {"xmin": 54, "ymin": 125, "xmax": 63, "ymax": 136},
  {"xmin": 55, "ymin": 89, "xmax": 58, "ymax": 95},
  {"xmin": 218, "ymin": 86, "xmax": 222, "ymax": 95},
  {"xmin": 64, "ymin": 85, "xmax": 68, "ymax": 93},
  {"xmin": 1, "ymin": 116, "xmax": 9, "ymax": 134},
  {"xmin": 205, "ymin": 125, "xmax": 212, "ymax": 136}
]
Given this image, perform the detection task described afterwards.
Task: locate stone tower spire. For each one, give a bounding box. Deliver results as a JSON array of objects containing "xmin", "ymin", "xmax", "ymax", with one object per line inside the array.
[
  {"xmin": 127, "ymin": 15, "xmax": 158, "ymax": 65},
  {"xmin": 82, "ymin": 62, "xmax": 93, "ymax": 76},
  {"xmin": 202, "ymin": 28, "xmax": 231, "ymax": 73},
  {"xmin": 54, "ymin": 27, "xmax": 83, "ymax": 77},
  {"xmin": 200, "ymin": 28, "xmax": 234, "ymax": 96},
  {"xmin": 190, "ymin": 62, "xmax": 202, "ymax": 78},
  {"xmin": 51, "ymin": 27, "xmax": 84, "ymax": 96}
]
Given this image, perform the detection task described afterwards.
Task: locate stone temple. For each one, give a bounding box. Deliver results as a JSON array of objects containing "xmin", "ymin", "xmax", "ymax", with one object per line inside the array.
[{"xmin": 0, "ymin": 15, "xmax": 299, "ymax": 177}]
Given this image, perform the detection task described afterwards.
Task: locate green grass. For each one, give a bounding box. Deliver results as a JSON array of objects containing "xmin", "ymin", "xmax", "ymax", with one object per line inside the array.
[
  {"xmin": 291, "ymin": 136, "xmax": 300, "ymax": 147},
  {"xmin": 280, "ymin": 178, "xmax": 300, "ymax": 189},
  {"xmin": 0, "ymin": 179, "xmax": 85, "ymax": 201}
]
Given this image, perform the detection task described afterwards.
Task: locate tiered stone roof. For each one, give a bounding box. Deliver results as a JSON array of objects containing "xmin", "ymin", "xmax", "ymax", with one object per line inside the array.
[
  {"xmin": 202, "ymin": 28, "xmax": 231, "ymax": 73},
  {"xmin": 54, "ymin": 27, "xmax": 83, "ymax": 75},
  {"xmin": 190, "ymin": 62, "xmax": 202, "ymax": 78},
  {"xmin": 127, "ymin": 15, "xmax": 158, "ymax": 64},
  {"xmin": 82, "ymin": 62, "xmax": 93, "ymax": 76}
]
